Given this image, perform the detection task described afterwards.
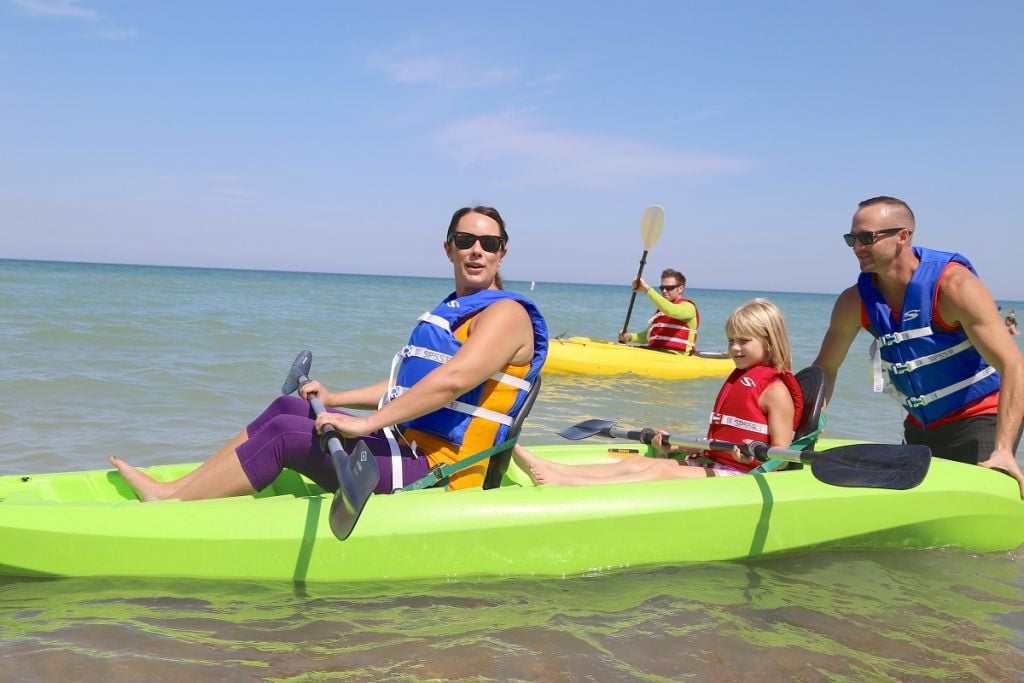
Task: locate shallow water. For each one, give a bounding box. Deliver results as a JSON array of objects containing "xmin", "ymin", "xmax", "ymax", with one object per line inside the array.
[
  {"xmin": 2, "ymin": 259, "xmax": 1023, "ymax": 680},
  {"xmin": 3, "ymin": 551, "xmax": 1023, "ymax": 681}
]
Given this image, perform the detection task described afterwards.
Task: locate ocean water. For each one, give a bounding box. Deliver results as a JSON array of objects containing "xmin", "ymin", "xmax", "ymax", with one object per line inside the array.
[{"xmin": 2, "ymin": 259, "xmax": 1023, "ymax": 681}]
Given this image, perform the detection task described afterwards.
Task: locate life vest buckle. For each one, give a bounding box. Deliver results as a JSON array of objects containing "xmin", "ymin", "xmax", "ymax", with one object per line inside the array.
[
  {"xmin": 890, "ymin": 362, "xmax": 911, "ymax": 375},
  {"xmin": 879, "ymin": 333, "xmax": 899, "ymax": 347},
  {"xmin": 906, "ymin": 396, "xmax": 927, "ymax": 408}
]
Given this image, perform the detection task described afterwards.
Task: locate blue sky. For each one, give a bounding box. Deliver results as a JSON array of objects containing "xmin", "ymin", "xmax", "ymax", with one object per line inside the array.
[{"xmin": 3, "ymin": 1, "xmax": 1022, "ymax": 298}]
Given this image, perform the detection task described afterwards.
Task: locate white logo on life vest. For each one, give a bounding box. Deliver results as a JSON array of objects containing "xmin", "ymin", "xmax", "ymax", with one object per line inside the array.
[
  {"xmin": 740, "ymin": 377, "xmax": 756, "ymax": 387},
  {"xmin": 446, "ymin": 300, "xmax": 460, "ymax": 308},
  {"xmin": 903, "ymin": 309, "xmax": 920, "ymax": 322}
]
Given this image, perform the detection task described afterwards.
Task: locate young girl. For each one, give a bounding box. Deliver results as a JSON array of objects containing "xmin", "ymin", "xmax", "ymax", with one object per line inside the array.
[{"xmin": 514, "ymin": 298, "xmax": 802, "ymax": 485}]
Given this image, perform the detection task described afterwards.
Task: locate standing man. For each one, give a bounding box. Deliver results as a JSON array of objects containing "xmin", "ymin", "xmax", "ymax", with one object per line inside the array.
[
  {"xmin": 813, "ymin": 196, "xmax": 1024, "ymax": 496},
  {"xmin": 619, "ymin": 268, "xmax": 700, "ymax": 354}
]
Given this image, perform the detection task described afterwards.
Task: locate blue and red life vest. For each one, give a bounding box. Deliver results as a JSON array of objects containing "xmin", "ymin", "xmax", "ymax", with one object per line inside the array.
[{"xmin": 857, "ymin": 247, "xmax": 1000, "ymax": 426}]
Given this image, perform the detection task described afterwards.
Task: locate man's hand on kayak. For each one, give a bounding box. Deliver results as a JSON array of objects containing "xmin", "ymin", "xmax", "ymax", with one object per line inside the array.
[{"xmin": 979, "ymin": 448, "xmax": 1024, "ymax": 499}]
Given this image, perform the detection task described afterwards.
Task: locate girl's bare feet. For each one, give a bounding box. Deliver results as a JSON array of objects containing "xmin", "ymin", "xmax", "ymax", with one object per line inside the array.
[{"xmin": 513, "ymin": 445, "xmax": 566, "ymax": 485}]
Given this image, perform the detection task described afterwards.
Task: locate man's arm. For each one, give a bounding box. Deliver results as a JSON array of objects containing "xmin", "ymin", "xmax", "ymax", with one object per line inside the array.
[
  {"xmin": 812, "ymin": 286, "xmax": 864, "ymax": 405},
  {"xmin": 645, "ymin": 288, "xmax": 697, "ymax": 323},
  {"xmin": 937, "ymin": 266, "xmax": 1024, "ymax": 497}
]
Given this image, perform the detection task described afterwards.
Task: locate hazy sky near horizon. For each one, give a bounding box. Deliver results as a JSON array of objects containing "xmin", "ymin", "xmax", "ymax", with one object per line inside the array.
[{"xmin": 3, "ymin": 1, "xmax": 1022, "ymax": 298}]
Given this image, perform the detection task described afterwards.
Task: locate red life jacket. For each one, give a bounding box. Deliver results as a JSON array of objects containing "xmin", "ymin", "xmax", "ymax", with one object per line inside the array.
[
  {"xmin": 705, "ymin": 365, "xmax": 803, "ymax": 472},
  {"xmin": 647, "ymin": 297, "xmax": 699, "ymax": 353}
]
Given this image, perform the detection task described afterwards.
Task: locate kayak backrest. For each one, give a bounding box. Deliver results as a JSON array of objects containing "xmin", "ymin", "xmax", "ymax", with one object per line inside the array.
[
  {"xmin": 482, "ymin": 376, "xmax": 542, "ymax": 490},
  {"xmin": 792, "ymin": 365, "xmax": 827, "ymax": 448},
  {"xmin": 747, "ymin": 365, "xmax": 828, "ymax": 474}
]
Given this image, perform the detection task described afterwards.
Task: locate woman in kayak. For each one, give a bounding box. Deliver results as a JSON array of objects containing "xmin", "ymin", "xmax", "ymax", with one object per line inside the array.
[
  {"xmin": 515, "ymin": 298, "xmax": 801, "ymax": 485},
  {"xmin": 111, "ymin": 206, "xmax": 548, "ymax": 500}
]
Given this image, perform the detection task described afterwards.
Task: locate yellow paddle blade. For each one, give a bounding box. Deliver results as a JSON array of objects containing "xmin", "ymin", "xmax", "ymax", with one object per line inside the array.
[{"xmin": 639, "ymin": 205, "xmax": 665, "ymax": 249}]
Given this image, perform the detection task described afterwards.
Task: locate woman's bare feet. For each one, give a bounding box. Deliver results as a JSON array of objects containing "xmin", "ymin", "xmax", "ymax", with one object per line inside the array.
[{"xmin": 109, "ymin": 456, "xmax": 175, "ymax": 502}]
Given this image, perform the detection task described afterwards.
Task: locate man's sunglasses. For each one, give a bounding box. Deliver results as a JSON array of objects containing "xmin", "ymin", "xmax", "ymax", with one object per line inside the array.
[
  {"xmin": 449, "ymin": 231, "xmax": 505, "ymax": 253},
  {"xmin": 842, "ymin": 227, "xmax": 906, "ymax": 247},
  {"xmin": 659, "ymin": 284, "xmax": 683, "ymax": 293}
]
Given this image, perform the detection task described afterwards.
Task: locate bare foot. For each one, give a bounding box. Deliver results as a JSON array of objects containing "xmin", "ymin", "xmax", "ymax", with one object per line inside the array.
[
  {"xmin": 109, "ymin": 456, "xmax": 173, "ymax": 502},
  {"xmin": 513, "ymin": 445, "xmax": 567, "ymax": 486}
]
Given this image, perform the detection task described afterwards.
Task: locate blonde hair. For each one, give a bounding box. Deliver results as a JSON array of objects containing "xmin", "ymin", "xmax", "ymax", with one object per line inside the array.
[{"xmin": 724, "ymin": 298, "xmax": 792, "ymax": 372}]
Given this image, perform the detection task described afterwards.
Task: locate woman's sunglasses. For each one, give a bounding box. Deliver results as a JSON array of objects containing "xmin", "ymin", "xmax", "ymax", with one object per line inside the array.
[
  {"xmin": 450, "ymin": 231, "xmax": 505, "ymax": 253},
  {"xmin": 842, "ymin": 227, "xmax": 905, "ymax": 247}
]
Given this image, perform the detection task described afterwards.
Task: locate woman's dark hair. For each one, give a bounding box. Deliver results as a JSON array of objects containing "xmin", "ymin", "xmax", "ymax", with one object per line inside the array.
[
  {"xmin": 446, "ymin": 206, "xmax": 509, "ymax": 243},
  {"xmin": 447, "ymin": 206, "xmax": 508, "ymax": 290}
]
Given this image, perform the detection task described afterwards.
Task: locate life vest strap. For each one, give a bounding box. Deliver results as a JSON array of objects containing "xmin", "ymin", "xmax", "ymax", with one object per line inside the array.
[
  {"xmin": 710, "ymin": 412, "xmax": 769, "ymax": 435},
  {"xmin": 877, "ymin": 325, "xmax": 932, "ymax": 347},
  {"xmin": 389, "ymin": 385, "xmax": 515, "ymax": 427},
  {"xmin": 881, "ymin": 338, "xmax": 974, "ymax": 375},
  {"xmin": 647, "ymin": 334, "xmax": 696, "ymax": 348},
  {"xmin": 398, "ymin": 345, "xmax": 533, "ymax": 392},
  {"xmin": 904, "ymin": 366, "xmax": 997, "ymax": 408},
  {"xmin": 417, "ymin": 311, "xmax": 452, "ymax": 331}
]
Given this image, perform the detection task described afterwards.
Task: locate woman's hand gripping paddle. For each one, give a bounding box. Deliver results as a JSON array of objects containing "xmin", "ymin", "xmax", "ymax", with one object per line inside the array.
[
  {"xmin": 619, "ymin": 206, "xmax": 665, "ymax": 340},
  {"xmin": 282, "ymin": 350, "xmax": 380, "ymax": 540},
  {"xmin": 558, "ymin": 419, "xmax": 931, "ymax": 490}
]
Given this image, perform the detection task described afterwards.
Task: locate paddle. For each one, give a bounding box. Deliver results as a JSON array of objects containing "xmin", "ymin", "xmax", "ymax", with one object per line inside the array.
[
  {"xmin": 620, "ymin": 205, "xmax": 666, "ymax": 339},
  {"xmin": 282, "ymin": 350, "xmax": 380, "ymax": 540},
  {"xmin": 558, "ymin": 419, "xmax": 931, "ymax": 490}
]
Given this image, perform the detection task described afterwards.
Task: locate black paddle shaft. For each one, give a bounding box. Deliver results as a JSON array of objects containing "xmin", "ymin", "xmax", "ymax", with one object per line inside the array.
[
  {"xmin": 620, "ymin": 249, "xmax": 650, "ymax": 337},
  {"xmin": 281, "ymin": 350, "xmax": 380, "ymax": 540},
  {"xmin": 559, "ymin": 419, "xmax": 931, "ymax": 490}
]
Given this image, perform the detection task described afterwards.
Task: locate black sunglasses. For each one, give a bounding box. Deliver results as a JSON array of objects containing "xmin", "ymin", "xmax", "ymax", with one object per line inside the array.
[
  {"xmin": 842, "ymin": 227, "xmax": 905, "ymax": 247},
  {"xmin": 450, "ymin": 231, "xmax": 505, "ymax": 253},
  {"xmin": 659, "ymin": 284, "xmax": 682, "ymax": 293}
]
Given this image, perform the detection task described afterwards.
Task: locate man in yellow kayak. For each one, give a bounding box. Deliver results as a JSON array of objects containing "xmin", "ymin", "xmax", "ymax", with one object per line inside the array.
[{"xmin": 618, "ymin": 268, "xmax": 700, "ymax": 354}]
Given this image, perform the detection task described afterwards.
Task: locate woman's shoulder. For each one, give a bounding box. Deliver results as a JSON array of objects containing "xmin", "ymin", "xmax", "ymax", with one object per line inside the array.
[{"xmin": 473, "ymin": 296, "xmax": 533, "ymax": 326}]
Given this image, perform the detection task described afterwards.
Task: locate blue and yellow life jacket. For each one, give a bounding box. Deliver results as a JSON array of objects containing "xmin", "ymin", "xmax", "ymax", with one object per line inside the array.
[{"xmin": 386, "ymin": 289, "xmax": 547, "ymax": 488}]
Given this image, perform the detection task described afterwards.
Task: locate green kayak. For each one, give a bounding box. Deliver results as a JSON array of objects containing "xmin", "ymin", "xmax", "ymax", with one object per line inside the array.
[{"xmin": 1, "ymin": 440, "xmax": 1022, "ymax": 582}]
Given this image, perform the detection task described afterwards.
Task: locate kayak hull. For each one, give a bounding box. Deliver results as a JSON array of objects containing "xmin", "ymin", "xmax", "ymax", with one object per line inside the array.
[
  {"xmin": 2, "ymin": 440, "xmax": 1022, "ymax": 582},
  {"xmin": 543, "ymin": 336, "xmax": 733, "ymax": 379}
]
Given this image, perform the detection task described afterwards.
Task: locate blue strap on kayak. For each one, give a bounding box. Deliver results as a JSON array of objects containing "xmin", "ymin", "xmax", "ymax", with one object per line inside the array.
[{"xmin": 400, "ymin": 436, "xmax": 518, "ymax": 491}]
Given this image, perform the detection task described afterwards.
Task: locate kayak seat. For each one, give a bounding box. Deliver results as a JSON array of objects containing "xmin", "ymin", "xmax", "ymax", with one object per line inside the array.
[
  {"xmin": 792, "ymin": 365, "xmax": 826, "ymax": 448},
  {"xmin": 482, "ymin": 376, "xmax": 542, "ymax": 490},
  {"xmin": 754, "ymin": 365, "xmax": 827, "ymax": 473}
]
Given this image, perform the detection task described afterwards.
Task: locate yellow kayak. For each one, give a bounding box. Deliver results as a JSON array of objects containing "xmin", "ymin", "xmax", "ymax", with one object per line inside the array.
[{"xmin": 543, "ymin": 336, "xmax": 734, "ymax": 379}]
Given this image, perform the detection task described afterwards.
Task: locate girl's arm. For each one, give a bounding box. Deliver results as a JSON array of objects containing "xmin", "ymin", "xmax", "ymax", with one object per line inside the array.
[{"xmin": 760, "ymin": 381, "xmax": 797, "ymax": 448}]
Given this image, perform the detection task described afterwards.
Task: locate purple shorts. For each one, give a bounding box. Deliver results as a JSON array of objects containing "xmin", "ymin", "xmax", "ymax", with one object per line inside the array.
[{"xmin": 235, "ymin": 395, "xmax": 431, "ymax": 493}]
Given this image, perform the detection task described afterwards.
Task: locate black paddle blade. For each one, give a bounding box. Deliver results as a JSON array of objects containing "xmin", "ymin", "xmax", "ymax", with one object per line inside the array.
[
  {"xmin": 281, "ymin": 349, "xmax": 313, "ymax": 395},
  {"xmin": 809, "ymin": 444, "xmax": 931, "ymax": 490},
  {"xmin": 558, "ymin": 419, "xmax": 617, "ymax": 440},
  {"xmin": 328, "ymin": 440, "xmax": 381, "ymax": 540}
]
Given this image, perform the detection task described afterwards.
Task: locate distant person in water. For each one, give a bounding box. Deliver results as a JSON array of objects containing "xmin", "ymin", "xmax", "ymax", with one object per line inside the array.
[
  {"xmin": 518, "ymin": 299, "xmax": 801, "ymax": 485},
  {"xmin": 618, "ymin": 268, "xmax": 699, "ymax": 354},
  {"xmin": 812, "ymin": 195, "xmax": 1024, "ymax": 497},
  {"xmin": 111, "ymin": 206, "xmax": 548, "ymax": 500},
  {"xmin": 1006, "ymin": 310, "xmax": 1019, "ymax": 336}
]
